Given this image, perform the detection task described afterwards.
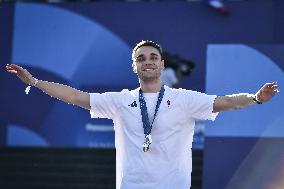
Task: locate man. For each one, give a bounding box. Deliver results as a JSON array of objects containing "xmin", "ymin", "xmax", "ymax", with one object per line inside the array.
[{"xmin": 6, "ymin": 40, "xmax": 279, "ymax": 189}]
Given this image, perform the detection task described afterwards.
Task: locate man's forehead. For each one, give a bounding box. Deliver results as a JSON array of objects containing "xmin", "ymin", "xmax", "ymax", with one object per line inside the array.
[{"xmin": 134, "ymin": 46, "xmax": 160, "ymax": 58}]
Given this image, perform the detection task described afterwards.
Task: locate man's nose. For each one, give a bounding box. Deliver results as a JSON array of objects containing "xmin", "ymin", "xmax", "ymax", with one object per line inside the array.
[
  {"xmin": 144, "ymin": 59, "xmax": 155, "ymax": 65},
  {"xmin": 143, "ymin": 62, "xmax": 155, "ymax": 67}
]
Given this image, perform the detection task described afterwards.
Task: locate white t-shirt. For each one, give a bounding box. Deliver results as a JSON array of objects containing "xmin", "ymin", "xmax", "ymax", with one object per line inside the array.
[{"xmin": 90, "ymin": 86, "xmax": 217, "ymax": 189}]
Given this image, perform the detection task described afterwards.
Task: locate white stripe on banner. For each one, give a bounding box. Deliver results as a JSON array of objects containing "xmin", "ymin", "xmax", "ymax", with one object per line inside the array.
[{"xmin": 85, "ymin": 123, "xmax": 114, "ymax": 132}]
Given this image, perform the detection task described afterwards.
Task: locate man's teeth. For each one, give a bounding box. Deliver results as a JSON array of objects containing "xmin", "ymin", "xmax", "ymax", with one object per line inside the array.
[{"xmin": 145, "ymin": 69, "xmax": 154, "ymax": 71}]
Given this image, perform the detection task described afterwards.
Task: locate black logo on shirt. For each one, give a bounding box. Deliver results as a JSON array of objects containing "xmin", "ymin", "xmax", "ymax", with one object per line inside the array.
[{"xmin": 128, "ymin": 101, "xmax": 137, "ymax": 107}]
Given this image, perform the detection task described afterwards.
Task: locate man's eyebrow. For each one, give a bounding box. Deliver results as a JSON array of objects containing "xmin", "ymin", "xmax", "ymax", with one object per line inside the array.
[
  {"xmin": 150, "ymin": 53, "xmax": 159, "ymax": 56},
  {"xmin": 135, "ymin": 53, "xmax": 159, "ymax": 59},
  {"xmin": 135, "ymin": 54, "xmax": 144, "ymax": 59}
]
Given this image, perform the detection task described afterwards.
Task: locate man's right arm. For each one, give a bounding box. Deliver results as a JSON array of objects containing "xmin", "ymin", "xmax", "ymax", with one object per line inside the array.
[
  {"xmin": 35, "ymin": 80, "xmax": 90, "ymax": 110},
  {"xmin": 6, "ymin": 64, "xmax": 91, "ymax": 110}
]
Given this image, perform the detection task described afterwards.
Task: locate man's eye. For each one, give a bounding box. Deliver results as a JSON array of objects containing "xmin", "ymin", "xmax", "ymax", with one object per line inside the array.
[
  {"xmin": 136, "ymin": 57, "xmax": 144, "ymax": 62},
  {"xmin": 151, "ymin": 56, "xmax": 158, "ymax": 61}
]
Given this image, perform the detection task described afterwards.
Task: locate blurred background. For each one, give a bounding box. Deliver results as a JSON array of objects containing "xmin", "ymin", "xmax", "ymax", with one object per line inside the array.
[{"xmin": 1, "ymin": 0, "xmax": 284, "ymax": 188}]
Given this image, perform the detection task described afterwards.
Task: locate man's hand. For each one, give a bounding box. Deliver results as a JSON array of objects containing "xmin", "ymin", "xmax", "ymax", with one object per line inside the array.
[
  {"xmin": 255, "ymin": 82, "xmax": 279, "ymax": 103},
  {"xmin": 213, "ymin": 82, "xmax": 280, "ymax": 112},
  {"xmin": 6, "ymin": 64, "xmax": 36, "ymax": 85},
  {"xmin": 6, "ymin": 64, "xmax": 90, "ymax": 110}
]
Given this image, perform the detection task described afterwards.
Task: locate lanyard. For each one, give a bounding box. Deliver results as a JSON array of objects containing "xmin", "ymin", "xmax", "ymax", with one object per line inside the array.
[{"xmin": 139, "ymin": 85, "xmax": 165, "ymax": 152}]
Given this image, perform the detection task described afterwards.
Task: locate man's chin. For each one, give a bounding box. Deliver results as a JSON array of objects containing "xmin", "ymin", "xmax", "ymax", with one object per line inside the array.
[
  {"xmin": 137, "ymin": 72, "xmax": 161, "ymax": 82},
  {"xmin": 139, "ymin": 76, "xmax": 159, "ymax": 82}
]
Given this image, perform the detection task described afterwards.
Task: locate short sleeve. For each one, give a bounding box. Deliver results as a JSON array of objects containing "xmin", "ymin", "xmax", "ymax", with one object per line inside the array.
[
  {"xmin": 89, "ymin": 92, "xmax": 121, "ymax": 119},
  {"xmin": 180, "ymin": 89, "xmax": 218, "ymax": 121}
]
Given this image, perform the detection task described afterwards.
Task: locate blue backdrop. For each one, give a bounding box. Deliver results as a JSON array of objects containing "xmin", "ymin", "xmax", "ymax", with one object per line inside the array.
[
  {"xmin": 204, "ymin": 44, "xmax": 284, "ymax": 189},
  {"xmin": 1, "ymin": 1, "xmax": 284, "ymax": 188}
]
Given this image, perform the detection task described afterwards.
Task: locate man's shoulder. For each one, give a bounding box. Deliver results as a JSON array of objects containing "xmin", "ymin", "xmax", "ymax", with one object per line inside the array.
[
  {"xmin": 89, "ymin": 88, "xmax": 136, "ymax": 99},
  {"xmin": 165, "ymin": 86, "xmax": 189, "ymax": 94},
  {"xmin": 165, "ymin": 86, "xmax": 207, "ymax": 98},
  {"xmin": 122, "ymin": 87, "xmax": 139, "ymax": 95},
  {"xmin": 116, "ymin": 88, "xmax": 140, "ymax": 99}
]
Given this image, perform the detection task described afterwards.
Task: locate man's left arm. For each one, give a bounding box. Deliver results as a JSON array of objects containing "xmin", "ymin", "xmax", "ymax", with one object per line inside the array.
[{"xmin": 213, "ymin": 82, "xmax": 279, "ymax": 113}]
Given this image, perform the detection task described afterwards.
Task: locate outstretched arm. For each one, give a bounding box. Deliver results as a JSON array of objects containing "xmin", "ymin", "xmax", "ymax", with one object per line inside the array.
[
  {"xmin": 6, "ymin": 64, "xmax": 91, "ymax": 110},
  {"xmin": 213, "ymin": 82, "xmax": 279, "ymax": 113}
]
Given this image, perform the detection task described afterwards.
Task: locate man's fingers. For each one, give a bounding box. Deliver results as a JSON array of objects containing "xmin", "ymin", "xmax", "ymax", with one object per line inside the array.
[
  {"xmin": 7, "ymin": 64, "xmax": 22, "ymax": 71},
  {"xmin": 265, "ymin": 86, "xmax": 279, "ymax": 92},
  {"xmin": 6, "ymin": 64, "xmax": 25, "ymax": 76},
  {"xmin": 6, "ymin": 64, "xmax": 12, "ymax": 70},
  {"xmin": 6, "ymin": 64, "xmax": 24, "ymax": 74},
  {"xmin": 6, "ymin": 64, "xmax": 15, "ymax": 69},
  {"xmin": 6, "ymin": 69, "xmax": 18, "ymax": 74},
  {"xmin": 273, "ymin": 89, "xmax": 280, "ymax": 94},
  {"xmin": 266, "ymin": 82, "xmax": 277, "ymax": 85},
  {"xmin": 272, "ymin": 85, "xmax": 279, "ymax": 89},
  {"xmin": 268, "ymin": 84, "xmax": 279, "ymax": 89},
  {"xmin": 266, "ymin": 82, "xmax": 278, "ymax": 87},
  {"xmin": 265, "ymin": 82, "xmax": 279, "ymax": 90},
  {"xmin": 6, "ymin": 65, "xmax": 16, "ymax": 72}
]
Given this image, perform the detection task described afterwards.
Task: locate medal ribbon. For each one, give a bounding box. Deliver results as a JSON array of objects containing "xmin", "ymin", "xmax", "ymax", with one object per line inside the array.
[{"xmin": 139, "ymin": 85, "xmax": 165, "ymax": 151}]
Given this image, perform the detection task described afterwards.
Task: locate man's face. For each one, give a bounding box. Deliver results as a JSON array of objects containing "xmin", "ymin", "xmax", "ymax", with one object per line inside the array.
[{"xmin": 132, "ymin": 46, "xmax": 164, "ymax": 82}]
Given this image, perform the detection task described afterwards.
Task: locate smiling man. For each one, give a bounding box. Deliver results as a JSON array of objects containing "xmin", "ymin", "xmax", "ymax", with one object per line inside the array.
[{"xmin": 6, "ymin": 40, "xmax": 279, "ymax": 189}]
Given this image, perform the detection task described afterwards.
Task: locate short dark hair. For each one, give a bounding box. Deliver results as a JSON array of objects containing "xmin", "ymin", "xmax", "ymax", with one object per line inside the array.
[{"xmin": 132, "ymin": 40, "xmax": 163, "ymax": 60}]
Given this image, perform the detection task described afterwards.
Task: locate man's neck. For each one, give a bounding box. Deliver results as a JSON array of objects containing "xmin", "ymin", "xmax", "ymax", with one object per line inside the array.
[{"xmin": 140, "ymin": 79, "xmax": 162, "ymax": 93}]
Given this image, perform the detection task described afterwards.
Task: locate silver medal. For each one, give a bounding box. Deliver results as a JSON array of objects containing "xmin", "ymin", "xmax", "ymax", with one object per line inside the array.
[{"xmin": 142, "ymin": 134, "xmax": 152, "ymax": 152}]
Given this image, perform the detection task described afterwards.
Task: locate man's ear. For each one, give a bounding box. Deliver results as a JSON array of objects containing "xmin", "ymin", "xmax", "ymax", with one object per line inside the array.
[
  {"xmin": 132, "ymin": 63, "xmax": 137, "ymax": 73},
  {"xmin": 161, "ymin": 59, "xmax": 165, "ymax": 69}
]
